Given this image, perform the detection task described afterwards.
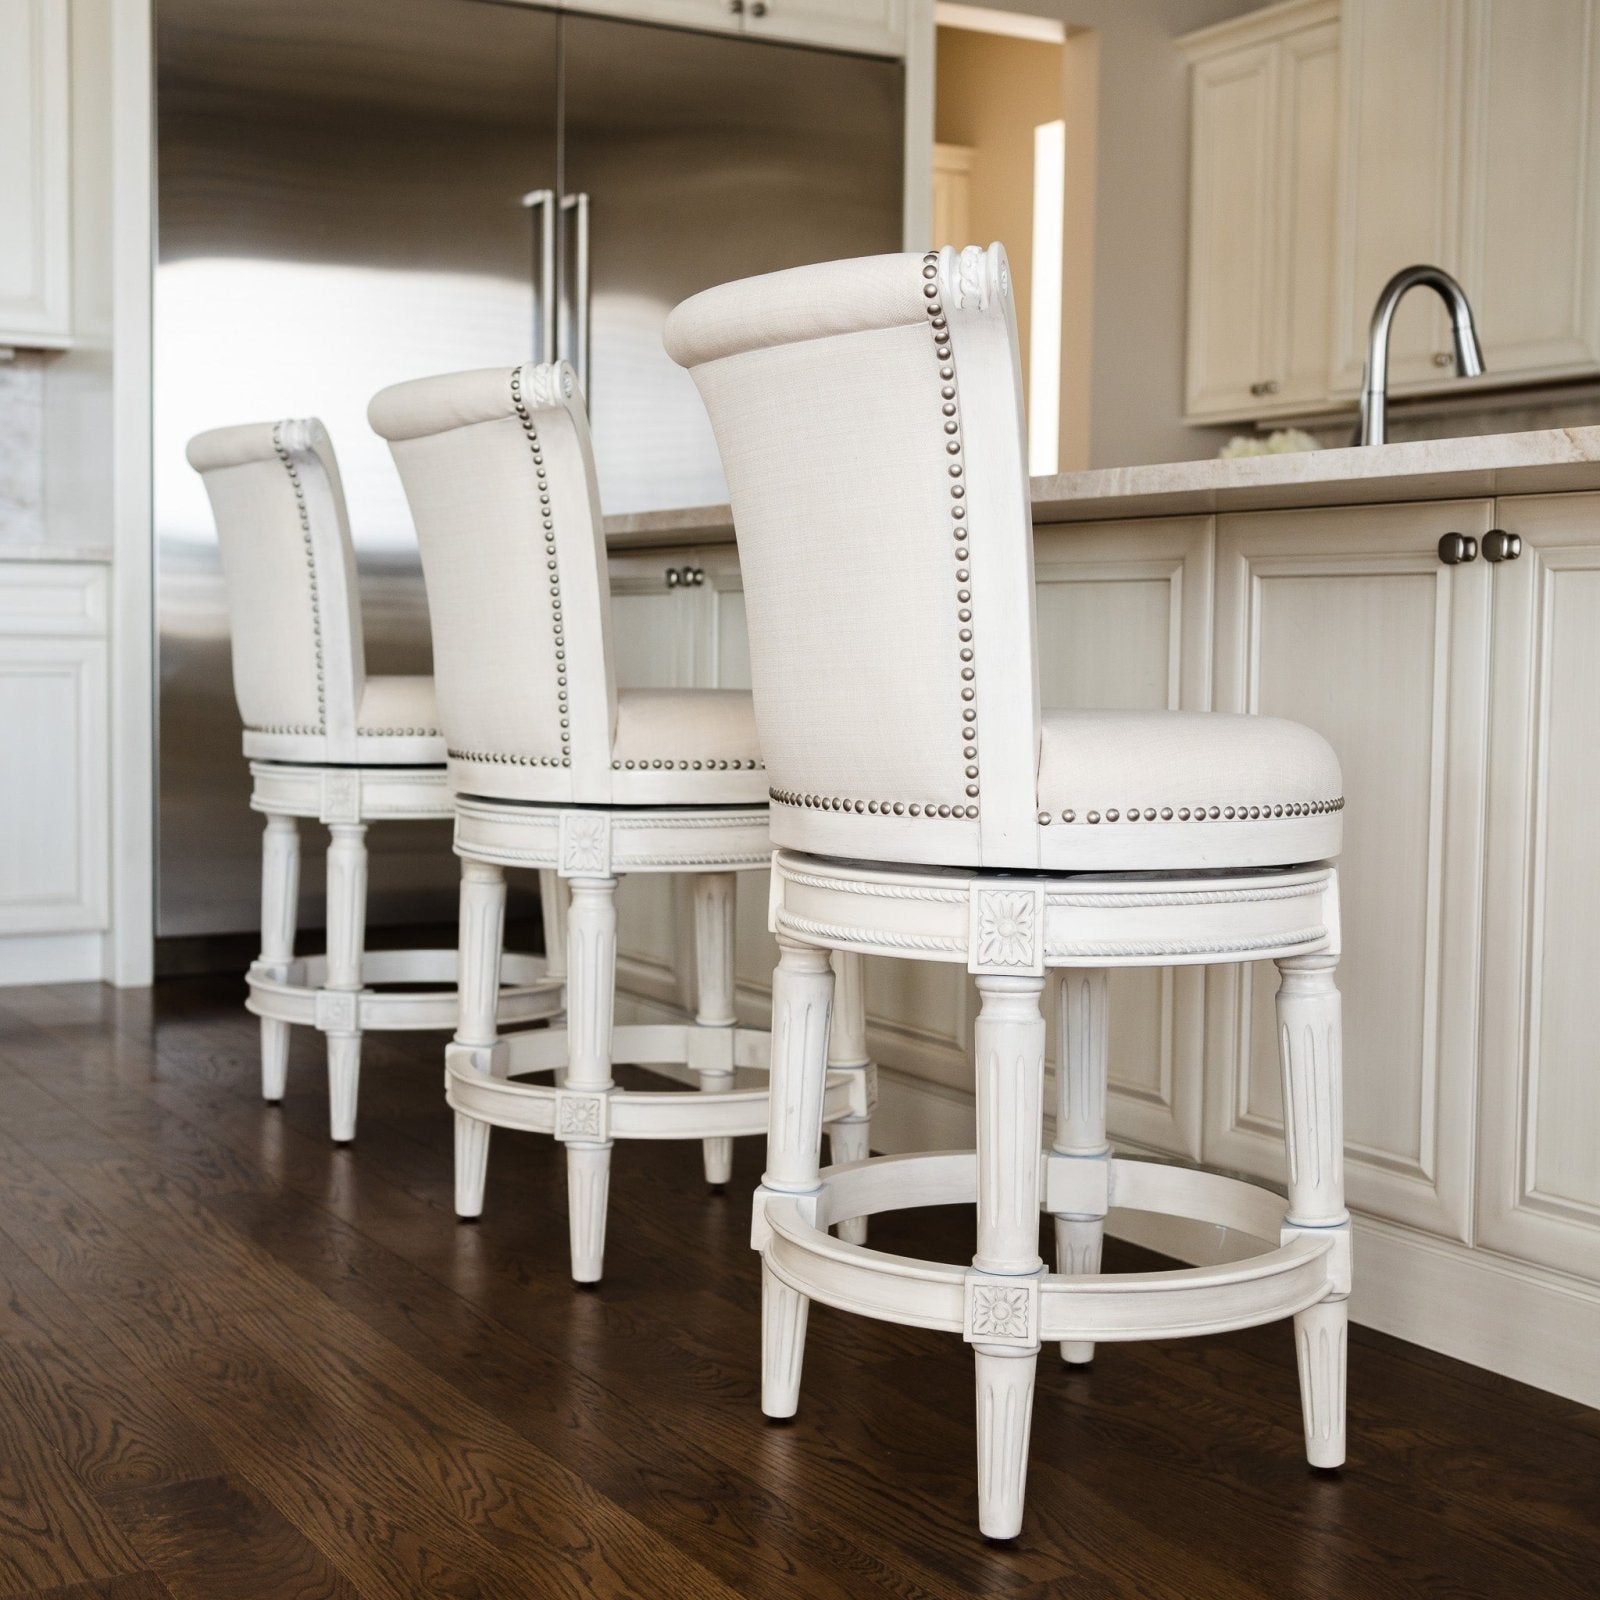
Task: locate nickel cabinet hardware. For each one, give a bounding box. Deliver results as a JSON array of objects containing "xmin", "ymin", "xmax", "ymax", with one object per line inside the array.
[
  {"xmin": 1438, "ymin": 532, "xmax": 1479, "ymax": 565},
  {"xmin": 1482, "ymin": 529, "xmax": 1522, "ymax": 562}
]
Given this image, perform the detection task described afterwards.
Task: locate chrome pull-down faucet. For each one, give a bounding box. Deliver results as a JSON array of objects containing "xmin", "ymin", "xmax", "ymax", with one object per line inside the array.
[{"xmin": 1358, "ymin": 264, "xmax": 1485, "ymax": 446}]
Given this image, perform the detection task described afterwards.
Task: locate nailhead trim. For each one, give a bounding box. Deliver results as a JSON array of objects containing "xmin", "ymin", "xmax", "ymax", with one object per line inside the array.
[
  {"xmin": 251, "ymin": 724, "xmax": 438, "ymax": 737},
  {"xmin": 771, "ymin": 786, "xmax": 979, "ymax": 820},
  {"xmin": 611, "ymin": 758, "xmax": 763, "ymax": 771},
  {"xmin": 1037, "ymin": 797, "xmax": 1346, "ymax": 825},
  {"xmin": 249, "ymin": 723, "xmax": 322, "ymax": 737},
  {"xmin": 271, "ymin": 422, "xmax": 325, "ymax": 734},
  {"xmin": 510, "ymin": 367, "xmax": 572, "ymax": 768},
  {"xmin": 449, "ymin": 749, "xmax": 570, "ymax": 767},
  {"xmin": 924, "ymin": 250, "xmax": 979, "ymax": 823}
]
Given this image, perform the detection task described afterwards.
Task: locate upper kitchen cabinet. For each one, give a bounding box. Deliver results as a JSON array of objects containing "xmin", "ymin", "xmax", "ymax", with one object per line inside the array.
[
  {"xmin": 1330, "ymin": 0, "xmax": 1600, "ymax": 396},
  {"xmin": 0, "ymin": 0, "xmax": 71, "ymax": 345},
  {"xmin": 1182, "ymin": 1, "xmax": 1339, "ymax": 422},
  {"xmin": 564, "ymin": 0, "xmax": 908, "ymax": 56}
]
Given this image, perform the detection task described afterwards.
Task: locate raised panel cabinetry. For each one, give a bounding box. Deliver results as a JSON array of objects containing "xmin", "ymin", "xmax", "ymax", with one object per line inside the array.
[
  {"xmin": 0, "ymin": 564, "xmax": 110, "ymax": 959},
  {"xmin": 1330, "ymin": 0, "xmax": 1600, "ymax": 396},
  {"xmin": 0, "ymin": 0, "xmax": 70, "ymax": 345},
  {"xmin": 1183, "ymin": 2, "xmax": 1339, "ymax": 421},
  {"xmin": 1209, "ymin": 501, "xmax": 1493, "ymax": 1240},
  {"xmin": 1476, "ymin": 493, "xmax": 1600, "ymax": 1280}
]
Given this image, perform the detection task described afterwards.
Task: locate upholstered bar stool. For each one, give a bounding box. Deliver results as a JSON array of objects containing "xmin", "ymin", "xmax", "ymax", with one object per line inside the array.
[
  {"xmin": 668, "ymin": 245, "xmax": 1351, "ymax": 1539},
  {"xmin": 187, "ymin": 420, "xmax": 564, "ymax": 1143},
  {"xmin": 369, "ymin": 362, "xmax": 868, "ymax": 1284}
]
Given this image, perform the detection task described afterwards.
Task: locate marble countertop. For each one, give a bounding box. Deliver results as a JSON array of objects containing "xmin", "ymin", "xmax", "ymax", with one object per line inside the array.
[{"xmin": 603, "ymin": 426, "xmax": 1600, "ymax": 547}]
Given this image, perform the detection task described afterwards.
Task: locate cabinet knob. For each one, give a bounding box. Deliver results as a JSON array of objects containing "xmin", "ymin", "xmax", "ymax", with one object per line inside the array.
[
  {"xmin": 1483, "ymin": 528, "xmax": 1522, "ymax": 563},
  {"xmin": 1437, "ymin": 532, "xmax": 1478, "ymax": 565},
  {"xmin": 1249, "ymin": 379, "xmax": 1280, "ymax": 397},
  {"xmin": 665, "ymin": 566, "xmax": 682, "ymax": 587},
  {"xmin": 751, "ymin": 0, "xmax": 767, "ymax": 13},
  {"xmin": 1433, "ymin": 351, "xmax": 1454, "ymax": 368},
  {"xmin": 728, "ymin": 0, "xmax": 744, "ymax": 11}
]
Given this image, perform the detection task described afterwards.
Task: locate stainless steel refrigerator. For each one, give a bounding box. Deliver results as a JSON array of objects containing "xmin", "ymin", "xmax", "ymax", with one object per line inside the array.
[{"xmin": 154, "ymin": 0, "xmax": 904, "ymax": 943}]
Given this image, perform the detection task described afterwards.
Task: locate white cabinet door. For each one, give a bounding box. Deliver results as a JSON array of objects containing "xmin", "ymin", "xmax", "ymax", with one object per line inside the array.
[
  {"xmin": 1184, "ymin": 7, "xmax": 1339, "ymax": 422},
  {"xmin": 1476, "ymin": 494, "xmax": 1600, "ymax": 1281},
  {"xmin": 0, "ymin": 0, "xmax": 70, "ymax": 344},
  {"xmin": 1185, "ymin": 43, "xmax": 1278, "ymax": 419},
  {"xmin": 1457, "ymin": 0, "xmax": 1600, "ymax": 382},
  {"xmin": 1330, "ymin": 0, "xmax": 1468, "ymax": 394},
  {"xmin": 743, "ymin": 0, "xmax": 906, "ymax": 56},
  {"xmin": 1209, "ymin": 501, "xmax": 1493, "ymax": 1240},
  {"xmin": 1035, "ymin": 517, "xmax": 1214, "ymax": 1158}
]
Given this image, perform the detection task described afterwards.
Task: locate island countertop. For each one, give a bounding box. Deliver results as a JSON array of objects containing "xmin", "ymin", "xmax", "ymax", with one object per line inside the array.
[{"xmin": 602, "ymin": 425, "xmax": 1600, "ymax": 548}]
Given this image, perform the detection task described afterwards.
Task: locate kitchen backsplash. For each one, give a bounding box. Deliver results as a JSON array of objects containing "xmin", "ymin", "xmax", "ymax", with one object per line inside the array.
[{"xmin": 0, "ymin": 350, "xmax": 44, "ymax": 545}]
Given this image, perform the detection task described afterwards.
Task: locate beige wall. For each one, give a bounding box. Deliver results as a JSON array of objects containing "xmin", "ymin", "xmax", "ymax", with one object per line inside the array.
[{"xmin": 954, "ymin": 0, "xmax": 1263, "ymax": 469}]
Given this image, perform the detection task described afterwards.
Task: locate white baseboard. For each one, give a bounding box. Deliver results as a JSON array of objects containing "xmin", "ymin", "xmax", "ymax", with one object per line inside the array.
[{"xmin": 0, "ymin": 931, "xmax": 105, "ymax": 986}]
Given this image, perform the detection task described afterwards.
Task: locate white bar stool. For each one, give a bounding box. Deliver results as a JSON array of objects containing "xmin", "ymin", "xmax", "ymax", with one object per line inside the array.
[
  {"xmin": 186, "ymin": 420, "xmax": 564, "ymax": 1143},
  {"xmin": 668, "ymin": 245, "xmax": 1351, "ymax": 1540},
  {"xmin": 369, "ymin": 363, "xmax": 869, "ymax": 1284}
]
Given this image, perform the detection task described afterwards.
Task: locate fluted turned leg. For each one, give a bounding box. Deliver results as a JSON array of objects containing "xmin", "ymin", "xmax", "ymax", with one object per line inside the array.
[
  {"xmin": 826, "ymin": 950, "xmax": 873, "ymax": 1245},
  {"xmin": 1054, "ymin": 968, "xmax": 1110, "ymax": 1365},
  {"xmin": 322, "ymin": 821, "xmax": 367, "ymax": 1145},
  {"xmin": 538, "ymin": 869, "xmax": 567, "ymax": 985},
  {"xmin": 564, "ymin": 875, "xmax": 617, "ymax": 1284},
  {"xmin": 1275, "ymin": 951, "xmax": 1350, "ymax": 1470},
  {"xmin": 257, "ymin": 813, "xmax": 300, "ymax": 1103},
  {"xmin": 971, "ymin": 975, "xmax": 1046, "ymax": 1541},
  {"xmin": 693, "ymin": 872, "xmax": 737, "ymax": 1189},
  {"xmin": 757, "ymin": 937, "xmax": 834, "ymax": 1419},
  {"xmin": 453, "ymin": 858, "xmax": 507, "ymax": 1219}
]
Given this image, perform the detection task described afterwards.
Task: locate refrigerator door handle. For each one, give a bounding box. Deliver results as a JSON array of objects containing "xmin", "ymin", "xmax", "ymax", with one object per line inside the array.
[
  {"xmin": 560, "ymin": 191, "xmax": 591, "ymax": 395},
  {"xmin": 521, "ymin": 188, "xmax": 557, "ymax": 363}
]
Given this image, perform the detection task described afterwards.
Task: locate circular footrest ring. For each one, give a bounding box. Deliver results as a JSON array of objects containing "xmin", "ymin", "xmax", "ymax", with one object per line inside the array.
[
  {"xmin": 760, "ymin": 1152, "xmax": 1339, "ymax": 1345},
  {"xmin": 246, "ymin": 949, "xmax": 564, "ymax": 1033}
]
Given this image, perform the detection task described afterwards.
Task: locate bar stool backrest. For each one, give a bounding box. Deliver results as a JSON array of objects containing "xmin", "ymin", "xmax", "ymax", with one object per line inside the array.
[
  {"xmin": 369, "ymin": 362, "xmax": 617, "ymax": 802},
  {"xmin": 186, "ymin": 418, "xmax": 366, "ymax": 756},
  {"xmin": 666, "ymin": 244, "xmax": 1042, "ymax": 869}
]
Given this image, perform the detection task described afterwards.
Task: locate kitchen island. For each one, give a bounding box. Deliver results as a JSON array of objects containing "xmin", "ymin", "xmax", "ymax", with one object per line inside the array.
[{"xmin": 600, "ymin": 428, "xmax": 1600, "ymax": 1410}]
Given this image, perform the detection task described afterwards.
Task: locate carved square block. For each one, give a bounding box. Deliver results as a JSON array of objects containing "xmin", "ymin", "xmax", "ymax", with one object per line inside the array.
[
  {"xmin": 963, "ymin": 1271, "xmax": 1041, "ymax": 1348},
  {"xmin": 315, "ymin": 988, "xmax": 360, "ymax": 1034},
  {"xmin": 558, "ymin": 810, "xmax": 612, "ymax": 878},
  {"xmin": 967, "ymin": 882, "xmax": 1046, "ymax": 976},
  {"xmin": 554, "ymin": 1088, "xmax": 609, "ymax": 1143},
  {"xmin": 319, "ymin": 770, "xmax": 362, "ymax": 824}
]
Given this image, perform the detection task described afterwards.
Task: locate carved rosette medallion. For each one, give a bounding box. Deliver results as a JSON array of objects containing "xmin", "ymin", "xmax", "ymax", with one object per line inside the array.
[
  {"xmin": 555, "ymin": 1089, "xmax": 609, "ymax": 1143},
  {"xmin": 559, "ymin": 811, "xmax": 612, "ymax": 877},
  {"xmin": 963, "ymin": 1272, "xmax": 1040, "ymax": 1348},
  {"xmin": 968, "ymin": 883, "xmax": 1046, "ymax": 976},
  {"xmin": 319, "ymin": 770, "xmax": 361, "ymax": 824}
]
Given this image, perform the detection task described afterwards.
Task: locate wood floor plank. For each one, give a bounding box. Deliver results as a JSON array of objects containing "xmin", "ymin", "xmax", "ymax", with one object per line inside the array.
[{"xmin": 1, "ymin": 977, "xmax": 1597, "ymax": 1600}]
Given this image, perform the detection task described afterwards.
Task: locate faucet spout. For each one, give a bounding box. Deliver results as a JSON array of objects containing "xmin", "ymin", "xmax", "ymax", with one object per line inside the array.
[{"xmin": 1358, "ymin": 264, "xmax": 1485, "ymax": 446}]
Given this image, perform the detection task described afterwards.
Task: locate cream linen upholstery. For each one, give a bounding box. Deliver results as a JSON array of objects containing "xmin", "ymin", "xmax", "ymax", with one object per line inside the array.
[
  {"xmin": 666, "ymin": 246, "xmax": 1342, "ymax": 872},
  {"xmin": 369, "ymin": 362, "xmax": 766, "ymax": 807},
  {"xmin": 186, "ymin": 419, "xmax": 444, "ymax": 767}
]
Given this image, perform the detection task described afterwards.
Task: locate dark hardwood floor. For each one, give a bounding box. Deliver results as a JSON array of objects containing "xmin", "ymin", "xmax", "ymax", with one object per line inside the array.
[{"xmin": 0, "ymin": 976, "xmax": 1596, "ymax": 1599}]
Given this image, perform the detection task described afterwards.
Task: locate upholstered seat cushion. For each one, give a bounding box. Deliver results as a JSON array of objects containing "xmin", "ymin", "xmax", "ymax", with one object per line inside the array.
[
  {"xmin": 450, "ymin": 687, "xmax": 767, "ymax": 807},
  {"xmin": 1035, "ymin": 709, "xmax": 1342, "ymax": 871},
  {"xmin": 241, "ymin": 674, "xmax": 446, "ymax": 766}
]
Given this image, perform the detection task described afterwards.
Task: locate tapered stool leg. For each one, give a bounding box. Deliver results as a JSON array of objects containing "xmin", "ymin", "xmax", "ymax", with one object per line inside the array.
[
  {"xmin": 538, "ymin": 869, "xmax": 567, "ymax": 985},
  {"xmin": 322, "ymin": 821, "xmax": 367, "ymax": 1144},
  {"xmin": 827, "ymin": 950, "xmax": 873, "ymax": 1244},
  {"xmin": 971, "ymin": 974, "xmax": 1046, "ymax": 1541},
  {"xmin": 693, "ymin": 872, "xmax": 737, "ymax": 1189},
  {"xmin": 453, "ymin": 858, "xmax": 507, "ymax": 1218},
  {"xmin": 564, "ymin": 875, "xmax": 618, "ymax": 1283},
  {"xmin": 1054, "ymin": 968, "xmax": 1111, "ymax": 1364},
  {"xmin": 757, "ymin": 937, "xmax": 835, "ymax": 1418},
  {"xmin": 1275, "ymin": 951, "xmax": 1350, "ymax": 1470},
  {"xmin": 257, "ymin": 813, "xmax": 300, "ymax": 1103}
]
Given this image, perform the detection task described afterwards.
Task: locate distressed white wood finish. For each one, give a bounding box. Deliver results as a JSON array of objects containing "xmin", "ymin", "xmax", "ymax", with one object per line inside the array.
[
  {"xmin": 256, "ymin": 815, "xmax": 299, "ymax": 1102},
  {"xmin": 0, "ymin": 0, "xmax": 70, "ymax": 344},
  {"xmin": 756, "ymin": 850, "xmax": 1347, "ymax": 1536},
  {"xmin": 1477, "ymin": 493, "xmax": 1600, "ymax": 1280},
  {"xmin": 1181, "ymin": 1, "xmax": 1339, "ymax": 422},
  {"xmin": 825, "ymin": 951, "xmax": 874, "ymax": 1244},
  {"xmin": 1209, "ymin": 501, "xmax": 1489, "ymax": 1243},
  {"xmin": 694, "ymin": 871, "xmax": 738, "ymax": 1187}
]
